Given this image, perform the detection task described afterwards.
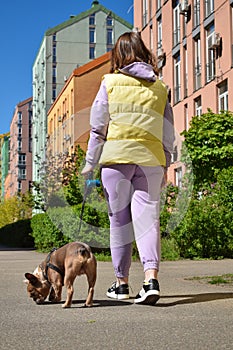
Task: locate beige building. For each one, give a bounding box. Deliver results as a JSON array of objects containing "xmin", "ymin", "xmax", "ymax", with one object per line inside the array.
[
  {"xmin": 47, "ymin": 52, "xmax": 111, "ymax": 159},
  {"xmin": 134, "ymin": 0, "xmax": 233, "ymax": 186}
]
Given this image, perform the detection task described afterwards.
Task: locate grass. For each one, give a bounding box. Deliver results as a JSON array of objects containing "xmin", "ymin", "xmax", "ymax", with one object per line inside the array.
[{"xmin": 185, "ymin": 274, "xmax": 233, "ymax": 285}]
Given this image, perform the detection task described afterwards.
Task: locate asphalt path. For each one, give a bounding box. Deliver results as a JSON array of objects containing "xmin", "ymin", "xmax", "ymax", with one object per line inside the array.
[{"xmin": 0, "ymin": 247, "xmax": 233, "ymax": 350}]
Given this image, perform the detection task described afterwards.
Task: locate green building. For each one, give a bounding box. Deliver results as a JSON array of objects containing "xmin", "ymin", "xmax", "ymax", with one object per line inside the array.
[{"xmin": 1, "ymin": 135, "xmax": 10, "ymax": 199}]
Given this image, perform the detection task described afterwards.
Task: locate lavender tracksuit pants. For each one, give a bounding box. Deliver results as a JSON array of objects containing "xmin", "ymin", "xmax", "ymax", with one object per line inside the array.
[{"xmin": 101, "ymin": 164, "xmax": 164, "ymax": 278}]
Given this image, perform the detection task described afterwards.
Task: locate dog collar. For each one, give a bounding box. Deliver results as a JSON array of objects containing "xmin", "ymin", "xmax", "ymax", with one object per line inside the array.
[{"xmin": 40, "ymin": 248, "xmax": 64, "ymax": 283}]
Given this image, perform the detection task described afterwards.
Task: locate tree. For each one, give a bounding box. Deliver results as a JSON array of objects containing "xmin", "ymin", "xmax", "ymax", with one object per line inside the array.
[
  {"xmin": 0, "ymin": 192, "xmax": 33, "ymax": 228},
  {"xmin": 62, "ymin": 145, "xmax": 85, "ymax": 205},
  {"xmin": 181, "ymin": 110, "xmax": 233, "ymax": 190}
]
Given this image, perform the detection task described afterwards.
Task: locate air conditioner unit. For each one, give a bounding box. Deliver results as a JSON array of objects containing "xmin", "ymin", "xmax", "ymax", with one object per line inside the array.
[
  {"xmin": 58, "ymin": 116, "xmax": 62, "ymax": 122},
  {"xmin": 180, "ymin": 0, "xmax": 189, "ymax": 14},
  {"xmin": 210, "ymin": 33, "xmax": 221, "ymax": 49}
]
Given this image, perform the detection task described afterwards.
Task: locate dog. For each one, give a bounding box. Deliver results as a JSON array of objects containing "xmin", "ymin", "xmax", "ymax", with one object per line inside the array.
[{"xmin": 24, "ymin": 241, "xmax": 97, "ymax": 308}]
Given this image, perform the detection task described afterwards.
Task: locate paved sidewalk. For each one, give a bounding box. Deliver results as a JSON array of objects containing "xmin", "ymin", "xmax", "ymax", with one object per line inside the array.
[{"xmin": 0, "ymin": 247, "xmax": 233, "ymax": 350}]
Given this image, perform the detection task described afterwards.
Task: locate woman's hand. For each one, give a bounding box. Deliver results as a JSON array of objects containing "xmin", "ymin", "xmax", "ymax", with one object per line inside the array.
[{"xmin": 81, "ymin": 164, "xmax": 94, "ymax": 177}]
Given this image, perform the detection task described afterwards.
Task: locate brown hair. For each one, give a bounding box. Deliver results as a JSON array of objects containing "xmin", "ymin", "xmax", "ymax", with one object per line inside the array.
[{"xmin": 110, "ymin": 31, "xmax": 158, "ymax": 74}]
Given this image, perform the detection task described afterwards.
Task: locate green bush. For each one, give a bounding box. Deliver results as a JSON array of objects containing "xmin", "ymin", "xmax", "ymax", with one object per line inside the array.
[
  {"xmin": 161, "ymin": 237, "xmax": 180, "ymax": 261},
  {"xmin": 172, "ymin": 167, "xmax": 233, "ymax": 259},
  {"xmin": 30, "ymin": 213, "xmax": 70, "ymax": 252},
  {"xmin": 30, "ymin": 196, "xmax": 110, "ymax": 252}
]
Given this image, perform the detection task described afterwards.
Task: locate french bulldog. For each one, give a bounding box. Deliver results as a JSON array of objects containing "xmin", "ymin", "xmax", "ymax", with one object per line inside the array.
[{"xmin": 24, "ymin": 241, "xmax": 97, "ymax": 308}]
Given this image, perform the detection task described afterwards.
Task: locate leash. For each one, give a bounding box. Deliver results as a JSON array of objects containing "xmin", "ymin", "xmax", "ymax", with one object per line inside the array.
[
  {"xmin": 40, "ymin": 174, "xmax": 100, "ymax": 281},
  {"xmin": 78, "ymin": 172, "xmax": 100, "ymax": 233}
]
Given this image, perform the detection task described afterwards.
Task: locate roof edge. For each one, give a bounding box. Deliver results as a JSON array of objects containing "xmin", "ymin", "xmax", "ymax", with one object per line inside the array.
[{"xmin": 45, "ymin": 4, "xmax": 132, "ymax": 35}]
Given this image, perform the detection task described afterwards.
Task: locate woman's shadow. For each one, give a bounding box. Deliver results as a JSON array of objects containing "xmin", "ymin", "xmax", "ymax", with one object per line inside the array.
[{"xmin": 156, "ymin": 292, "xmax": 233, "ymax": 307}]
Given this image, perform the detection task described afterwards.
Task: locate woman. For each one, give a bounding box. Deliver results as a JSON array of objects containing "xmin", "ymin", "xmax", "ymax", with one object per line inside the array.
[{"xmin": 81, "ymin": 31, "xmax": 174, "ymax": 305}]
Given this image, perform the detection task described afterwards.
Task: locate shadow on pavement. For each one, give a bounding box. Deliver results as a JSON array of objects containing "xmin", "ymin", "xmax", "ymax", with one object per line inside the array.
[
  {"xmin": 32, "ymin": 299, "xmax": 132, "ymax": 308},
  {"xmin": 0, "ymin": 245, "xmax": 35, "ymax": 251},
  {"xmin": 156, "ymin": 292, "xmax": 233, "ymax": 307}
]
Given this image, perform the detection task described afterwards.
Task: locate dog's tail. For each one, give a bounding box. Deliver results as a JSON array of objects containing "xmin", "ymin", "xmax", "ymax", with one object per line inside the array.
[
  {"xmin": 79, "ymin": 246, "xmax": 87, "ymax": 256},
  {"xmin": 78, "ymin": 244, "xmax": 91, "ymax": 258}
]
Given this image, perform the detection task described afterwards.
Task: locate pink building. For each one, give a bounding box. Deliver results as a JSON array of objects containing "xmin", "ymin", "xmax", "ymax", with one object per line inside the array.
[
  {"xmin": 134, "ymin": 0, "xmax": 233, "ymax": 185},
  {"xmin": 5, "ymin": 98, "xmax": 33, "ymax": 197}
]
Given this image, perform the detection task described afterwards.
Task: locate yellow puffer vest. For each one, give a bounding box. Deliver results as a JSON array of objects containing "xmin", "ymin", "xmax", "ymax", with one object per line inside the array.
[{"xmin": 99, "ymin": 73, "xmax": 168, "ymax": 166}]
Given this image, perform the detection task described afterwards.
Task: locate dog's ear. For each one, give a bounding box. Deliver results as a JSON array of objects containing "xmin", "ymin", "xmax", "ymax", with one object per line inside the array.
[{"xmin": 24, "ymin": 273, "xmax": 39, "ymax": 286}]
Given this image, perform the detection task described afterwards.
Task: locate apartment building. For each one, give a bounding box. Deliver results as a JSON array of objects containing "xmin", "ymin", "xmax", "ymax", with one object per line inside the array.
[
  {"xmin": 33, "ymin": 0, "xmax": 132, "ymax": 184},
  {"xmin": 47, "ymin": 52, "xmax": 111, "ymax": 164},
  {"xmin": 5, "ymin": 98, "xmax": 33, "ymax": 197},
  {"xmin": 0, "ymin": 134, "xmax": 10, "ymax": 199},
  {"xmin": 134, "ymin": 0, "xmax": 233, "ymax": 185}
]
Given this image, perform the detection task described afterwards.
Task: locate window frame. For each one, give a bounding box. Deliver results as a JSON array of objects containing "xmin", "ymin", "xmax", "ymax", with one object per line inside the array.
[{"xmin": 218, "ymin": 80, "xmax": 228, "ymax": 112}]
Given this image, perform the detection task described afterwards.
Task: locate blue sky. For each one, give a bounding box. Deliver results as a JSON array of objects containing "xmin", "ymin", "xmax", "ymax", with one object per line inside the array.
[{"xmin": 0, "ymin": 0, "xmax": 133, "ymax": 135}]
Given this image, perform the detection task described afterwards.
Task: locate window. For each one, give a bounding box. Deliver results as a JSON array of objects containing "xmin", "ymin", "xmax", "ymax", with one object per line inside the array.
[
  {"xmin": 157, "ymin": 17, "xmax": 162, "ymax": 49},
  {"xmin": 18, "ymin": 154, "xmax": 26, "ymax": 165},
  {"xmin": 89, "ymin": 28, "xmax": 95, "ymax": 43},
  {"xmin": 52, "ymin": 43, "xmax": 56, "ymax": 63},
  {"xmin": 218, "ymin": 80, "xmax": 228, "ymax": 111},
  {"xmin": 52, "ymin": 88, "xmax": 56, "ymax": 101},
  {"xmin": 194, "ymin": 36, "xmax": 201, "ymax": 90},
  {"xmin": 171, "ymin": 145, "xmax": 178, "ymax": 163},
  {"xmin": 173, "ymin": 0, "xmax": 180, "ymax": 47},
  {"xmin": 232, "ymin": 7, "xmax": 233, "ymax": 67},
  {"xmin": 142, "ymin": 0, "xmax": 149, "ymax": 27},
  {"xmin": 18, "ymin": 181, "xmax": 22, "ymax": 193},
  {"xmin": 18, "ymin": 140, "xmax": 22, "ymax": 151},
  {"xmin": 149, "ymin": 0, "xmax": 153, "ymax": 19},
  {"xmin": 106, "ymin": 15, "xmax": 113, "ymax": 51},
  {"xmin": 206, "ymin": 24, "xmax": 215, "ymax": 83},
  {"xmin": 89, "ymin": 14, "xmax": 95, "ymax": 26},
  {"xmin": 158, "ymin": 70, "xmax": 163, "ymax": 81},
  {"xmin": 107, "ymin": 28, "xmax": 113, "ymax": 45},
  {"xmin": 184, "ymin": 46, "xmax": 188, "ymax": 98},
  {"xmin": 29, "ymin": 139, "xmax": 32, "ymax": 153},
  {"xmin": 193, "ymin": 0, "xmax": 200, "ymax": 27},
  {"xmin": 174, "ymin": 55, "xmax": 181, "ymax": 103},
  {"xmin": 71, "ymin": 89, "xmax": 74, "ymax": 115},
  {"xmin": 184, "ymin": 104, "xmax": 189, "ymax": 130},
  {"xmin": 150, "ymin": 23, "xmax": 153, "ymax": 50},
  {"xmin": 18, "ymin": 112, "xmax": 22, "ymax": 124},
  {"xmin": 175, "ymin": 167, "xmax": 182, "ymax": 188},
  {"xmin": 89, "ymin": 46, "xmax": 95, "ymax": 59},
  {"xmin": 106, "ymin": 15, "xmax": 113, "ymax": 27},
  {"xmin": 18, "ymin": 168, "xmax": 26, "ymax": 180},
  {"xmin": 205, "ymin": 0, "xmax": 214, "ymax": 18},
  {"xmin": 18, "ymin": 128, "xmax": 22, "ymax": 138},
  {"xmin": 194, "ymin": 96, "xmax": 202, "ymax": 116},
  {"xmin": 52, "ymin": 66, "xmax": 56, "ymax": 84},
  {"xmin": 182, "ymin": 12, "xmax": 187, "ymax": 38},
  {"xmin": 157, "ymin": 0, "xmax": 162, "ymax": 10}
]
